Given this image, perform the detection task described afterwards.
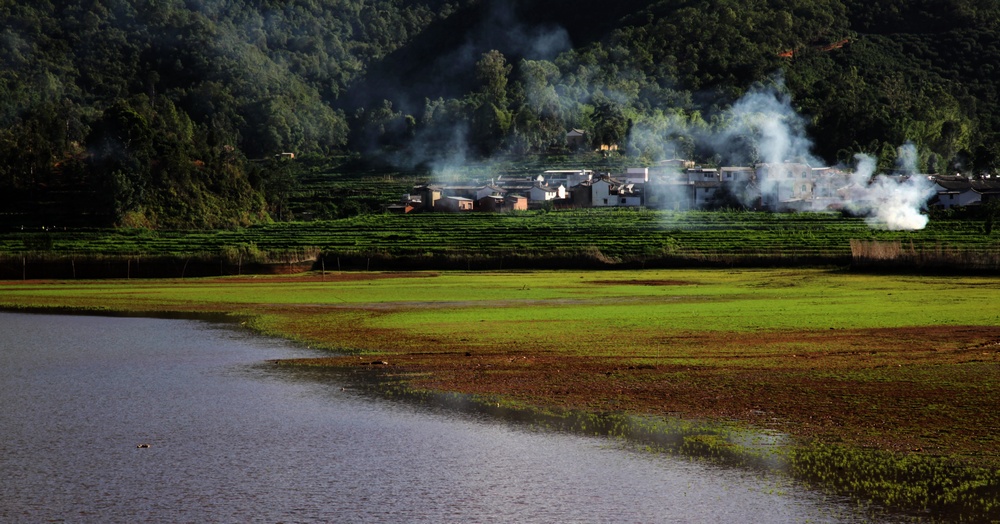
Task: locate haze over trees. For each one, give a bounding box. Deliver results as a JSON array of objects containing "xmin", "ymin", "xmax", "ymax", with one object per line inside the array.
[{"xmin": 1, "ymin": 0, "xmax": 998, "ymax": 228}]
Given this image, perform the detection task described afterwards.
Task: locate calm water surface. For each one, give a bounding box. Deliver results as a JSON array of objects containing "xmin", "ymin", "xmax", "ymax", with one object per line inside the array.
[{"xmin": 0, "ymin": 311, "xmax": 892, "ymax": 523}]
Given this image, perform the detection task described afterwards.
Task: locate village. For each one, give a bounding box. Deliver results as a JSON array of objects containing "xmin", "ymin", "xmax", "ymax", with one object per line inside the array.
[{"xmin": 389, "ymin": 157, "xmax": 1000, "ymax": 214}]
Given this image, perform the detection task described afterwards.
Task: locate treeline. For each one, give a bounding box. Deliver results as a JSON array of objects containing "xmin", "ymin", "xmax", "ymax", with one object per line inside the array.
[{"xmin": 2, "ymin": 0, "xmax": 999, "ymax": 228}]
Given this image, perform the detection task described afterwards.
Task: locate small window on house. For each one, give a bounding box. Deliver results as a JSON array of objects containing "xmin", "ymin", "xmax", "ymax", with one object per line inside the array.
[
  {"xmin": 603, "ymin": 198, "xmax": 609, "ymax": 204},
  {"xmin": 801, "ymin": 184, "xmax": 807, "ymax": 192},
  {"xmin": 621, "ymin": 198, "xmax": 627, "ymax": 204}
]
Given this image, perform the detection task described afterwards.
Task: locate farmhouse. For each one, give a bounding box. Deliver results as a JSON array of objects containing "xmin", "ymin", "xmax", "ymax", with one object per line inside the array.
[
  {"xmin": 542, "ymin": 169, "xmax": 593, "ymax": 188},
  {"xmin": 590, "ymin": 177, "xmax": 618, "ymax": 207},
  {"xmin": 468, "ymin": 193, "xmax": 530, "ymax": 212},
  {"xmin": 690, "ymin": 181, "xmax": 721, "ymax": 208},
  {"xmin": 927, "ymin": 175, "xmax": 1000, "ymax": 208},
  {"xmin": 413, "ymin": 185, "xmax": 442, "ymax": 211},
  {"xmin": 387, "ymin": 202, "xmax": 416, "ymax": 214},
  {"xmin": 756, "ymin": 162, "xmax": 815, "ymax": 211},
  {"xmin": 587, "ymin": 176, "xmax": 641, "ymax": 207},
  {"xmin": 720, "ymin": 166, "xmax": 754, "ymax": 185},
  {"xmin": 973, "ymin": 179, "xmax": 1000, "ymax": 204},
  {"xmin": 476, "ymin": 184, "xmax": 507, "ymax": 200},
  {"xmin": 621, "ymin": 167, "xmax": 649, "ymax": 184},
  {"xmin": 930, "ymin": 175, "xmax": 979, "ymax": 208},
  {"xmin": 435, "ymin": 196, "xmax": 474, "ymax": 212},
  {"xmin": 505, "ymin": 194, "xmax": 528, "ymax": 211},
  {"xmin": 478, "ymin": 195, "xmax": 506, "ymax": 212},
  {"xmin": 529, "ymin": 183, "xmax": 566, "ymax": 202},
  {"xmin": 566, "ymin": 129, "xmax": 587, "ymax": 150},
  {"xmin": 493, "ymin": 175, "xmax": 536, "ymax": 194},
  {"xmin": 803, "ymin": 168, "xmax": 849, "ymax": 210}
]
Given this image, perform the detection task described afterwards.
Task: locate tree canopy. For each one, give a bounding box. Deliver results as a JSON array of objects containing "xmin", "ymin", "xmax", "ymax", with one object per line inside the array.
[{"xmin": 2, "ymin": 0, "xmax": 998, "ymax": 227}]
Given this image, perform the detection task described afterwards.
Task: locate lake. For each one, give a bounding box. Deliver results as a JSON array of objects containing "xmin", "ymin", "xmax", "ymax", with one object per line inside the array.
[{"xmin": 0, "ymin": 311, "xmax": 898, "ymax": 522}]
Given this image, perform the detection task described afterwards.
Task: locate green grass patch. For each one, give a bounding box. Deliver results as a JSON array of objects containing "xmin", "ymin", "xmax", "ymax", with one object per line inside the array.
[{"xmin": 2, "ymin": 268, "xmax": 1000, "ymax": 519}]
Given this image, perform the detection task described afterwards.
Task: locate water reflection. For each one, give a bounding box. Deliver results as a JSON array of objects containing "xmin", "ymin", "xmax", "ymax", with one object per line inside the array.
[
  {"xmin": 275, "ymin": 364, "xmax": 795, "ymax": 473},
  {"xmin": 1, "ymin": 311, "xmax": 904, "ymax": 522}
]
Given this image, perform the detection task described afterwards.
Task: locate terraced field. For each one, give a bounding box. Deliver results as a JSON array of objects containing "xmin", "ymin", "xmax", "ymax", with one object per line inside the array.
[{"xmin": 1, "ymin": 209, "xmax": 995, "ymax": 263}]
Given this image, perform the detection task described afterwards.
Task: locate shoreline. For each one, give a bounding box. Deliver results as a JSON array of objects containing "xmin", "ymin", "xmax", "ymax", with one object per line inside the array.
[{"xmin": 2, "ymin": 268, "xmax": 1000, "ymax": 518}]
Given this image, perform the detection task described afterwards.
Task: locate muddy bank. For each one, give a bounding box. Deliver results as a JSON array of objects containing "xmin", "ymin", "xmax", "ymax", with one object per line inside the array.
[{"xmin": 284, "ymin": 324, "xmax": 1000, "ymax": 459}]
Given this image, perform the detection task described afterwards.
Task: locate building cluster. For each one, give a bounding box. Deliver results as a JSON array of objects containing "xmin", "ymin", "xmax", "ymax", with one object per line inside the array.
[{"xmin": 389, "ymin": 158, "xmax": 1000, "ymax": 214}]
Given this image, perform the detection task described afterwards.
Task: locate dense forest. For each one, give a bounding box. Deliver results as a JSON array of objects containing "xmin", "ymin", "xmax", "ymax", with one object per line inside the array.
[{"xmin": 2, "ymin": 0, "xmax": 998, "ymax": 228}]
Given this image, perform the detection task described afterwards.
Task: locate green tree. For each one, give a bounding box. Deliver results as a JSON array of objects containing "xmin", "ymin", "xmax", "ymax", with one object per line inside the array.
[
  {"xmin": 470, "ymin": 50, "xmax": 514, "ymax": 154},
  {"xmin": 590, "ymin": 97, "xmax": 630, "ymax": 150}
]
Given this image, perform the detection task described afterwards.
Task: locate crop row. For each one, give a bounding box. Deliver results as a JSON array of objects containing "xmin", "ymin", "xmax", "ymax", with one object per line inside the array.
[{"xmin": 1, "ymin": 210, "xmax": 995, "ymax": 264}]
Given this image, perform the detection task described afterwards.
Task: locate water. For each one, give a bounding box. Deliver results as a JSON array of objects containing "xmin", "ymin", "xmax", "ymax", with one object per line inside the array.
[{"xmin": 0, "ymin": 311, "xmax": 888, "ymax": 523}]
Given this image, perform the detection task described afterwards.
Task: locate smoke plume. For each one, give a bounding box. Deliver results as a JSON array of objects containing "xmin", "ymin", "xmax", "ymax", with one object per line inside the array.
[
  {"xmin": 630, "ymin": 77, "xmax": 936, "ymax": 230},
  {"xmin": 845, "ymin": 145, "xmax": 936, "ymax": 230}
]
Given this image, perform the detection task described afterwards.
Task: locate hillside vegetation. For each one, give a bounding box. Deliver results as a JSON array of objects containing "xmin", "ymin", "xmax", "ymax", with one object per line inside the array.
[{"xmin": 2, "ymin": 0, "xmax": 999, "ymax": 228}]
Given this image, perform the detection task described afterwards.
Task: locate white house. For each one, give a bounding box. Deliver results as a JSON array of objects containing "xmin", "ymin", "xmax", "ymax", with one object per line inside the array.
[
  {"xmin": 529, "ymin": 183, "xmax": 565, "ymax": 202},
  {"xmin": 616, "ymin": 183, "xmax": 642, "ymax": 207},
  {"xmin": 756, "ymin": 163, "xmax": 814, "ymax": 211},
  {"xmin": 720, "ymin": 167, "xmax": 754, "ymax": 185},
  {"xmin": 930, "ymin": 175, "xmax": 980, "ymax": 208},
  {"xmin": 591, "ymin": 178, "xmax": 619, "ymax": 207},
  {"xmin": 685, "ymin": 167, "xmax": 720, "ymax": 184},
  {"xmin": 617, "ymin": 190, "xmax": 643, "ymax": 207}
]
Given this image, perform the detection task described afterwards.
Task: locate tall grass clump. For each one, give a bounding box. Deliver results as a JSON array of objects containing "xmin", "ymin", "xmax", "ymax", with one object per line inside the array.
[{"xmin": 851, "ymin": 239, "xmax": 1000, "ymax": 271}]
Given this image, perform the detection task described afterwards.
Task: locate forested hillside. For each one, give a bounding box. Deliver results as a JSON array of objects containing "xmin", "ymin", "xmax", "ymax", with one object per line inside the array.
[{"xmin": 2, "ymin": 0, "xmax": 998, "ymax": 228}]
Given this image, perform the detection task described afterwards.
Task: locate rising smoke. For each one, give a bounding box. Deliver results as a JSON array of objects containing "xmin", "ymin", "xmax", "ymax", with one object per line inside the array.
[
  {"xmin": 845, "ymin": 146, "xmax": 936, "ymax": 230},
  {"xmin": 335, "ymin": 2, "xmax": 938, "ymax": 230},
  {"xmin": 387, "ymin": 0, "xmax": 572, "ymax": 177},
  {"xmin": 636, "ymin": 77, "xmax": 937, "ymax": 230}
]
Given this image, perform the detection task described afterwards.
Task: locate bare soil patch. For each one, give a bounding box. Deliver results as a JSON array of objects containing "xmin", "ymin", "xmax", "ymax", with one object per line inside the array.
[
  {"xmin": 590, "ymin": 279, "xmax": 695, "ymax": 286},
  {"xmin": 289, "ymin": 324, "xmax": 1000, "ymax": 462},
  {"xmin": 202, "ymin": 272, "xmax": 440, "ymax": 284}
]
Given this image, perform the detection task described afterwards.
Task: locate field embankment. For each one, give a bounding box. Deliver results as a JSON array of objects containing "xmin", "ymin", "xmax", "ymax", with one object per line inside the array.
[{"xmin": 1, "ymin": 210, "xmax": 998, "ymax": 278}]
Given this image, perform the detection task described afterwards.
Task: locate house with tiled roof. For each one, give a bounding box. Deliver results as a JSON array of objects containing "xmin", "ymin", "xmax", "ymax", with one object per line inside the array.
[
  {"xmin": 476, "ymin": 184, "xmax": 507, "ymax": 201},
  {"xmin": 930, "ymin": 175, "xmax": 979, "ymax": 208},
  {"xmin": 529, "ymin": 183, "xmax": 566, "ymax": 202},
  {"xmin": 566, "ymin": 129, "xmax": 587, "ymax": 150},
  {"xmin": 972, "ymin": 179, "xmax": 1000, "ymax": 204}
]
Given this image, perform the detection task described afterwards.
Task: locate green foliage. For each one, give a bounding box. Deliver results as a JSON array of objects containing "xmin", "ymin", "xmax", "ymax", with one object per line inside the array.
[
  {"xmin": 0, "ymin": 0, "xmax": 433, "ymax": 228},
  {"xmin": 3, "ymin": 0, "xmax": 1000, "ymax": 228}
]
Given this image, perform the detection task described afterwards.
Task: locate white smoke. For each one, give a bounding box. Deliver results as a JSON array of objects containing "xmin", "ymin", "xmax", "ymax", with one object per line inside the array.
[
  {"xmin": 694, "ymin": 80, "xmax": 936, "ymax": 230},
  {"xmin": 717, "ymin": 81, "xmax": 819, "ymax": 167},
  {"xmin": 845, "ymin": 145, "xmax": 936, "ymax": 230}
]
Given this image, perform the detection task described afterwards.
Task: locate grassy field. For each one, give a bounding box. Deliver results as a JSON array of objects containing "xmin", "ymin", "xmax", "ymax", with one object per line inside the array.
[
  {"xmin": 2, "ymin": 268, "xmax": 999, "ymax": 518},
  {"xmin": 2, "ymin": 209, "xmax": 999, "ymax": 276}
]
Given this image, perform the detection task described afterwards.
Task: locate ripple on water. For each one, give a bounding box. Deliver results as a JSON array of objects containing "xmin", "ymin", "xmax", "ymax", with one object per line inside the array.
[{"xmin": 0, "ymin": 311, "xmax": 893, "ymax": 523}]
